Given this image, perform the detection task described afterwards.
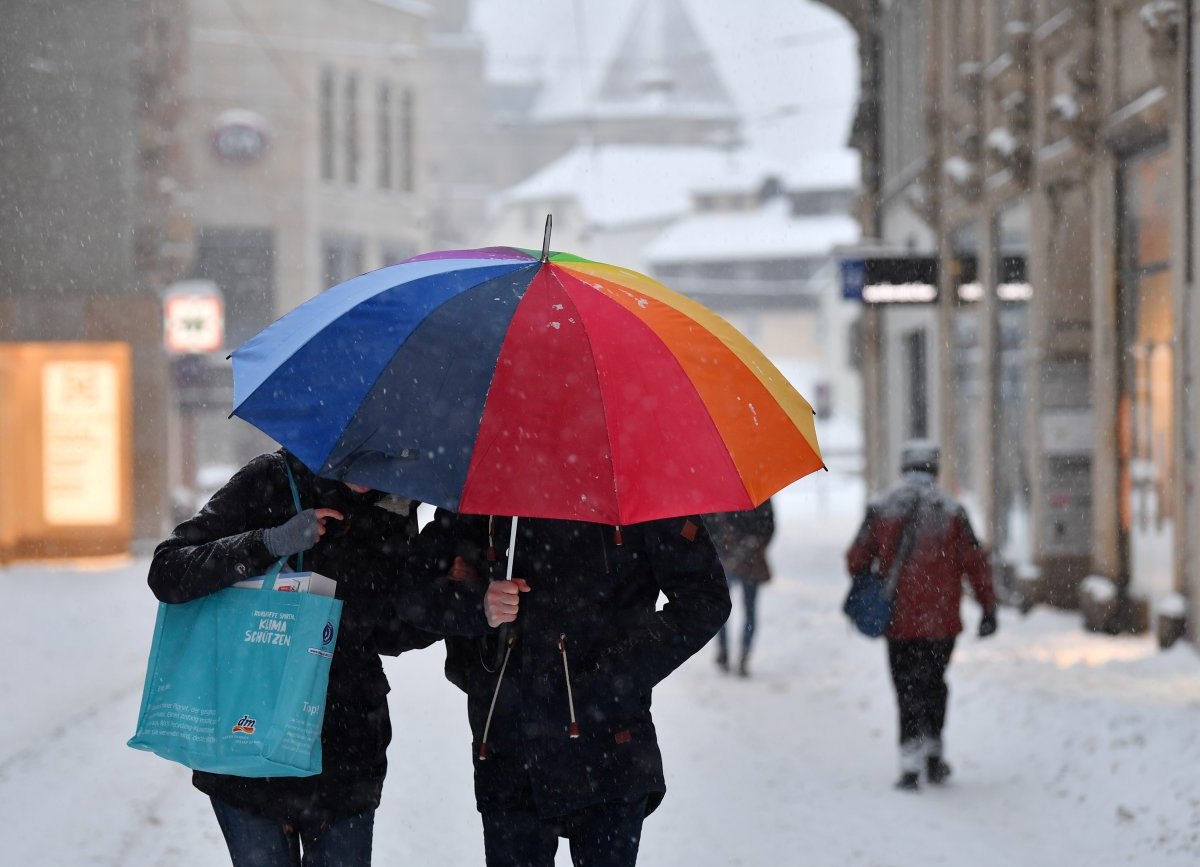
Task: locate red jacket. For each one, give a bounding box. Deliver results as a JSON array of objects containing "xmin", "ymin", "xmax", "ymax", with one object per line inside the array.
[{"xmin": 846, "ymin": 475, "xmax": 995, "ymax": 640}]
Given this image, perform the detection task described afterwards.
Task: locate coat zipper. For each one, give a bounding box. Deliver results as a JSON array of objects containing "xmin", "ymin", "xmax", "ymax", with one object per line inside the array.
[{"xmin": 558, "ymin": 633, "xmax": 581, "ymax": 738}]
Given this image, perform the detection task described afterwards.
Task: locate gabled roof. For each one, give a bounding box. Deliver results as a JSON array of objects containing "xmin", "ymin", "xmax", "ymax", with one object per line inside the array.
[
  {"xmin": 780, "ymin": 148, "xmax": 861, "ymax": 192},
  {"xmin": 531, "ymin": 0, "xmax": 739, "ymax": 126}
]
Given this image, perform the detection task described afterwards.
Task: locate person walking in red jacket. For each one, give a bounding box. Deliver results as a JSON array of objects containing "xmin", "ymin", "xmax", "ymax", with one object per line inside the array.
[{"xmin": 846, "ymin": 440, "xmax": 998, "ymax": 790}]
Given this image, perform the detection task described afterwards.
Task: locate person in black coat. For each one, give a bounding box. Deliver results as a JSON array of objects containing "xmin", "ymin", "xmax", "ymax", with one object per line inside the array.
[
  {"xmin": 705, "ymin": 498, "xmax": 776, "ymax": 677},
  {"xmin": 148, "ymin": 449, "xmax": 488, "ymax": 866},
  {"xmin": 412, "ymin": 511, "xmax": 731, "ymax": 867}
]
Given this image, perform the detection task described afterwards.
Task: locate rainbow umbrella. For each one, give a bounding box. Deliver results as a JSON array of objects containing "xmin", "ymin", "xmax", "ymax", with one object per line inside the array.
[{"xmin": 231, "ymin": 220, "xmax": 824, "ymax": 525}]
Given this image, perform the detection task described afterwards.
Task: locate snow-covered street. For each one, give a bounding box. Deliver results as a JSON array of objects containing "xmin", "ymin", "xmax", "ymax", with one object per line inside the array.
[{"xmin": 3, "ymin": 469, "xmax": 1199, "ymax": 866}]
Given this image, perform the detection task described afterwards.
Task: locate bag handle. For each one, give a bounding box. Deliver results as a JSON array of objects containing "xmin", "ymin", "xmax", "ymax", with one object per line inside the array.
[
  {"xmin": 883, "ymin": 494, "xmax": 923, "ymax": 598},
  {"xmin": 261, "ymin": 556, "xmax": 292, "ymax": 586},
  {"xmin": 281, "ymin": 454, "xmax": 304, "ymax": 574}
]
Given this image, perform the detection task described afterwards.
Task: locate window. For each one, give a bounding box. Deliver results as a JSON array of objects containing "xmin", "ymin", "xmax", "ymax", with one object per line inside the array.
[
  {"xmin": 994, "ymin": 198, "xmax": 1032, "ymax": 571},
  {"xmin": 1118, "ymin": 146, "xmax": 1173, "ymax": 596},
  {"xmin": 398, "ymin": 88, "xmax": 415, "ymax": 192},
  {"xmin": 380, "ymin": 242, "xmax": 416, "ymax": 267},
  {"xmin": 319, "ymin": 68, "xmax": 335, "ymax": 181},
  {"xmin": 192, "ymin": 227, "xmax": 275, "ymax": 348},
  {"xmin": 904, "ymin": 328, "xmax": 928, "ymax": 439},
  {"xmin": 378, "ymin": 82, "xmax": 393, "ymax": 190},
  {"xmin": 322, "ymin": 235, "xmax": 364, "ymax": 290},
  {"xmin": 344, "ymin": 74, "xmax": 359, "ymax": 184},
  {"xmin": 881, "ymin": 1, "xmax": 925, "ymax": 185}
]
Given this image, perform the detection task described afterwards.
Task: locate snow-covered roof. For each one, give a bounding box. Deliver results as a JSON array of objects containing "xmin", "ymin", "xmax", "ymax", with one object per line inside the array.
[
  {"xmin": 779, "ymin": 148, "xmax": 860, "ymax": 192},
  {"xmin": 488, "ymin": 80, "xmax": 542, "ymax": 125},
  {"xmin": 493, "ymin": 144, "xmax": 800, "ymax": 227},
  {"xmin": 363, "ymin": 0, "xmax": 431, "ymax": 17},
  {"xmin": 684, "ymin": 148, "xmax": 859, "ymax": 196},
  {"xmin": 645, "ymin": 201, "xmax": 861, "ymax": 264}
]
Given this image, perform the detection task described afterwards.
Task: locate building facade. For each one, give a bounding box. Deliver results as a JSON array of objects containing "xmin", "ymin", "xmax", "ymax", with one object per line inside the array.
[
  {"xmin": 824, "ymin": 0, "xmax": 1197, "ymax": 640},
  {"xmin": 174, "ymin": 0, "xmax": 435, "ymax": 500}
]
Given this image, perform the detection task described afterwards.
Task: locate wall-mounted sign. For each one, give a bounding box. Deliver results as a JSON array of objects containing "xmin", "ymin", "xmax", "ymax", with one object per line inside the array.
[
  {"xmin": 841, "ymin": 255, "xmax": 1030, "ymax": 304},
  {"xmin": 42, "ymin": 361, "xmax": 122, "ymax": 526},
  {"xmin": 163, "ymin": 280, "xmax": 225, "ymax": 354},
  {"xmin": 211, "ymin": 108, "xmax": 270, "ymax": 164},
  {"xmin": 842, "ymin": 256, "xmax": 939, "ymax": 305}
]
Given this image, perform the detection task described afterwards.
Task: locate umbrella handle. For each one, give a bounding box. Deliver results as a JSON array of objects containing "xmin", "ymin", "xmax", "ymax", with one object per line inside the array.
[{"xmin": 491, "ymin": 516, "xmax": 521, "ymax": 669}]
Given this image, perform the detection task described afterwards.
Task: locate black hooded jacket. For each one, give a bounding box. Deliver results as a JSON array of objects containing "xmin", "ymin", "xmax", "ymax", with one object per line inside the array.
[
  {"xmin": 147, "ymin": 449, "xmax": 486, "ymax": 823},
  {"xmin": 412, "ymin": 510, "xmax": 730, "ymax": 818}
]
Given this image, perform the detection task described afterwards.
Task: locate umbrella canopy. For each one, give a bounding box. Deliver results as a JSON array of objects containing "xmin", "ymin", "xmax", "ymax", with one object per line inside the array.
[{"xmin": 231, "ymin": 237, "xmax": 824, "ymax": 525}]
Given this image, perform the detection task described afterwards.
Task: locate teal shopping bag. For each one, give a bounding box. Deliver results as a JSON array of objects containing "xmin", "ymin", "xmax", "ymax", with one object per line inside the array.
[{"xmin": 127, "ymin": 575, "xmax": 342, "ymax": 777}]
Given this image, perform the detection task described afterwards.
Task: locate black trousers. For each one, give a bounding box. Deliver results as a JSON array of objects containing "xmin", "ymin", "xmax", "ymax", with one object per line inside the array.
[
  {"xmin": 887, "ymin": 637, "xmax": 956, "ymax": 748},
  {"xmin": 480, "ymin": 796, "xmax": 649, "ymax": 867}
]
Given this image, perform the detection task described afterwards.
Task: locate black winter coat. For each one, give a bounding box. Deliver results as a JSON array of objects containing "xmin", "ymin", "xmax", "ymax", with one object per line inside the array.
[
  {"xmin": 413, "ymin": 511, "xmax": 730, "ymax": 819},
  {"xmin": 704, "ymin": 498, "xmax": 776, "ymax": 585},
  {"xmin": 147, "ymin": 449, "xmax": 472, "ymax": 824}
]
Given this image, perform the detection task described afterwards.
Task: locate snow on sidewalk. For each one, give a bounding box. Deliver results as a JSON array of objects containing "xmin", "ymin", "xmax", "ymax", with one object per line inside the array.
[{"xmin": 1, "ymin": 471, "xmax": 1198, "ymax": 865}]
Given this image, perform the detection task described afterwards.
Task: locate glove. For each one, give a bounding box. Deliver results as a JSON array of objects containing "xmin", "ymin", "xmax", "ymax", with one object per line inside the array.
[
  {"xmin": 978, "ymin": 610, "xmax": 998, "ymax": 638},
  {"xmin": 262, "ymin": 509, "xmax": 323, "ymax": 558}
]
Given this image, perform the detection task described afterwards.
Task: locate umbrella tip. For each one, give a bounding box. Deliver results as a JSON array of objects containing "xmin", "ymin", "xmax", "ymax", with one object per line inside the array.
[{"xmin": 541, "ymin": 214, "xmax": 553, "ymax": 262}]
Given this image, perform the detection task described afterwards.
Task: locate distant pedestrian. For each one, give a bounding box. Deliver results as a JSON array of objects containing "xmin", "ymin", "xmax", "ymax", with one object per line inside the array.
[
  {"xmin": 846, "ymin": 440, "xmax": 997, "ymax": 790},
  {"xmin": 705, "ymin": 498, "xmax": 775, "ymax": 677}
]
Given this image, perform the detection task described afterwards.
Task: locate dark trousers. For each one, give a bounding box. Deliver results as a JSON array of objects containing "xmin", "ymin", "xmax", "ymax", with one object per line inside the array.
[
  {"xmin": 717, "ymin": 577, "xmax": 759, "ymax": 660},
  {"xmin": 480, "ymin": 797, "xmax": 649, "ymax": 867},
  {"xmin": 887, "ymin": 637, "xmax": 956, "ymax": 749},
  {"xmin": 210, "ymin": 797, "xmax": 375, "ymax": 867}
]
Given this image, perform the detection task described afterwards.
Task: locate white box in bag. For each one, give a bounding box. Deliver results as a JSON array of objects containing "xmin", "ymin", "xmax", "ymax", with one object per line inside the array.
[{"xmin": 233, "ymin": 571, "xmax": 338, "ymax": 598}]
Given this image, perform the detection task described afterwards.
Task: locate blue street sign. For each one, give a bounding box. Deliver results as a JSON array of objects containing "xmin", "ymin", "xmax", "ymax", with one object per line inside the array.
[{"xmin": 841, "ymin": 259, "xmax": 865, "ymax": 301}]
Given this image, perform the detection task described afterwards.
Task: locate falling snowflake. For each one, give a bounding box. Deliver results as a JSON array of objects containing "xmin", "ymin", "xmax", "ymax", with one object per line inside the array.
[{"xmin": 548, "ymin": 321, "xmax": 561, "ymax": 330}]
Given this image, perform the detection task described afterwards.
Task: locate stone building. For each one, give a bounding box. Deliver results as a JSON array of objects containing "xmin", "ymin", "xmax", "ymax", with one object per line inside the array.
[
  {"xmin": 0, "ymin": 0, "xmax": 191, "ymax": 545},
  {"xmin": 821, "ymin": 0, "xmax": 1196, "ymax": 640}
]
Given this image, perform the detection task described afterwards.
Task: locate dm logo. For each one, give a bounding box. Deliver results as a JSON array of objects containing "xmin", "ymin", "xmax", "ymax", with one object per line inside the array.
[
  {"xmin": 323, "ymin": 622, "xmax": 335, "ymax": 645},
  {"xmin": 232, "ymin": 715, "xmax": 257, "ymax": 734}
]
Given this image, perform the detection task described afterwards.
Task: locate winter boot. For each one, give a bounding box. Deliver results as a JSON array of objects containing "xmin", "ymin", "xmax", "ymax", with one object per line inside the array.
[
  {"xmin": 715, "ymin": 647, "xmax": 729, "ymax": 673},
  {"xmin": 926, "ymin": 756, "xmax": 952, "ymax": 785},
  {"xmin": 925, "ymin": 737, "xmax": 951, "ymax": 784},
  {"xmin": 896, "ymin": 736, "xmax": 925, "ymax": 791},
  {"xmin": 894, "ymin": 772, "xmax": 920, "ymax": 791},
  {"xmin": 737, "ymin": 655, "xmax": 750, "ymax": 678}
]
